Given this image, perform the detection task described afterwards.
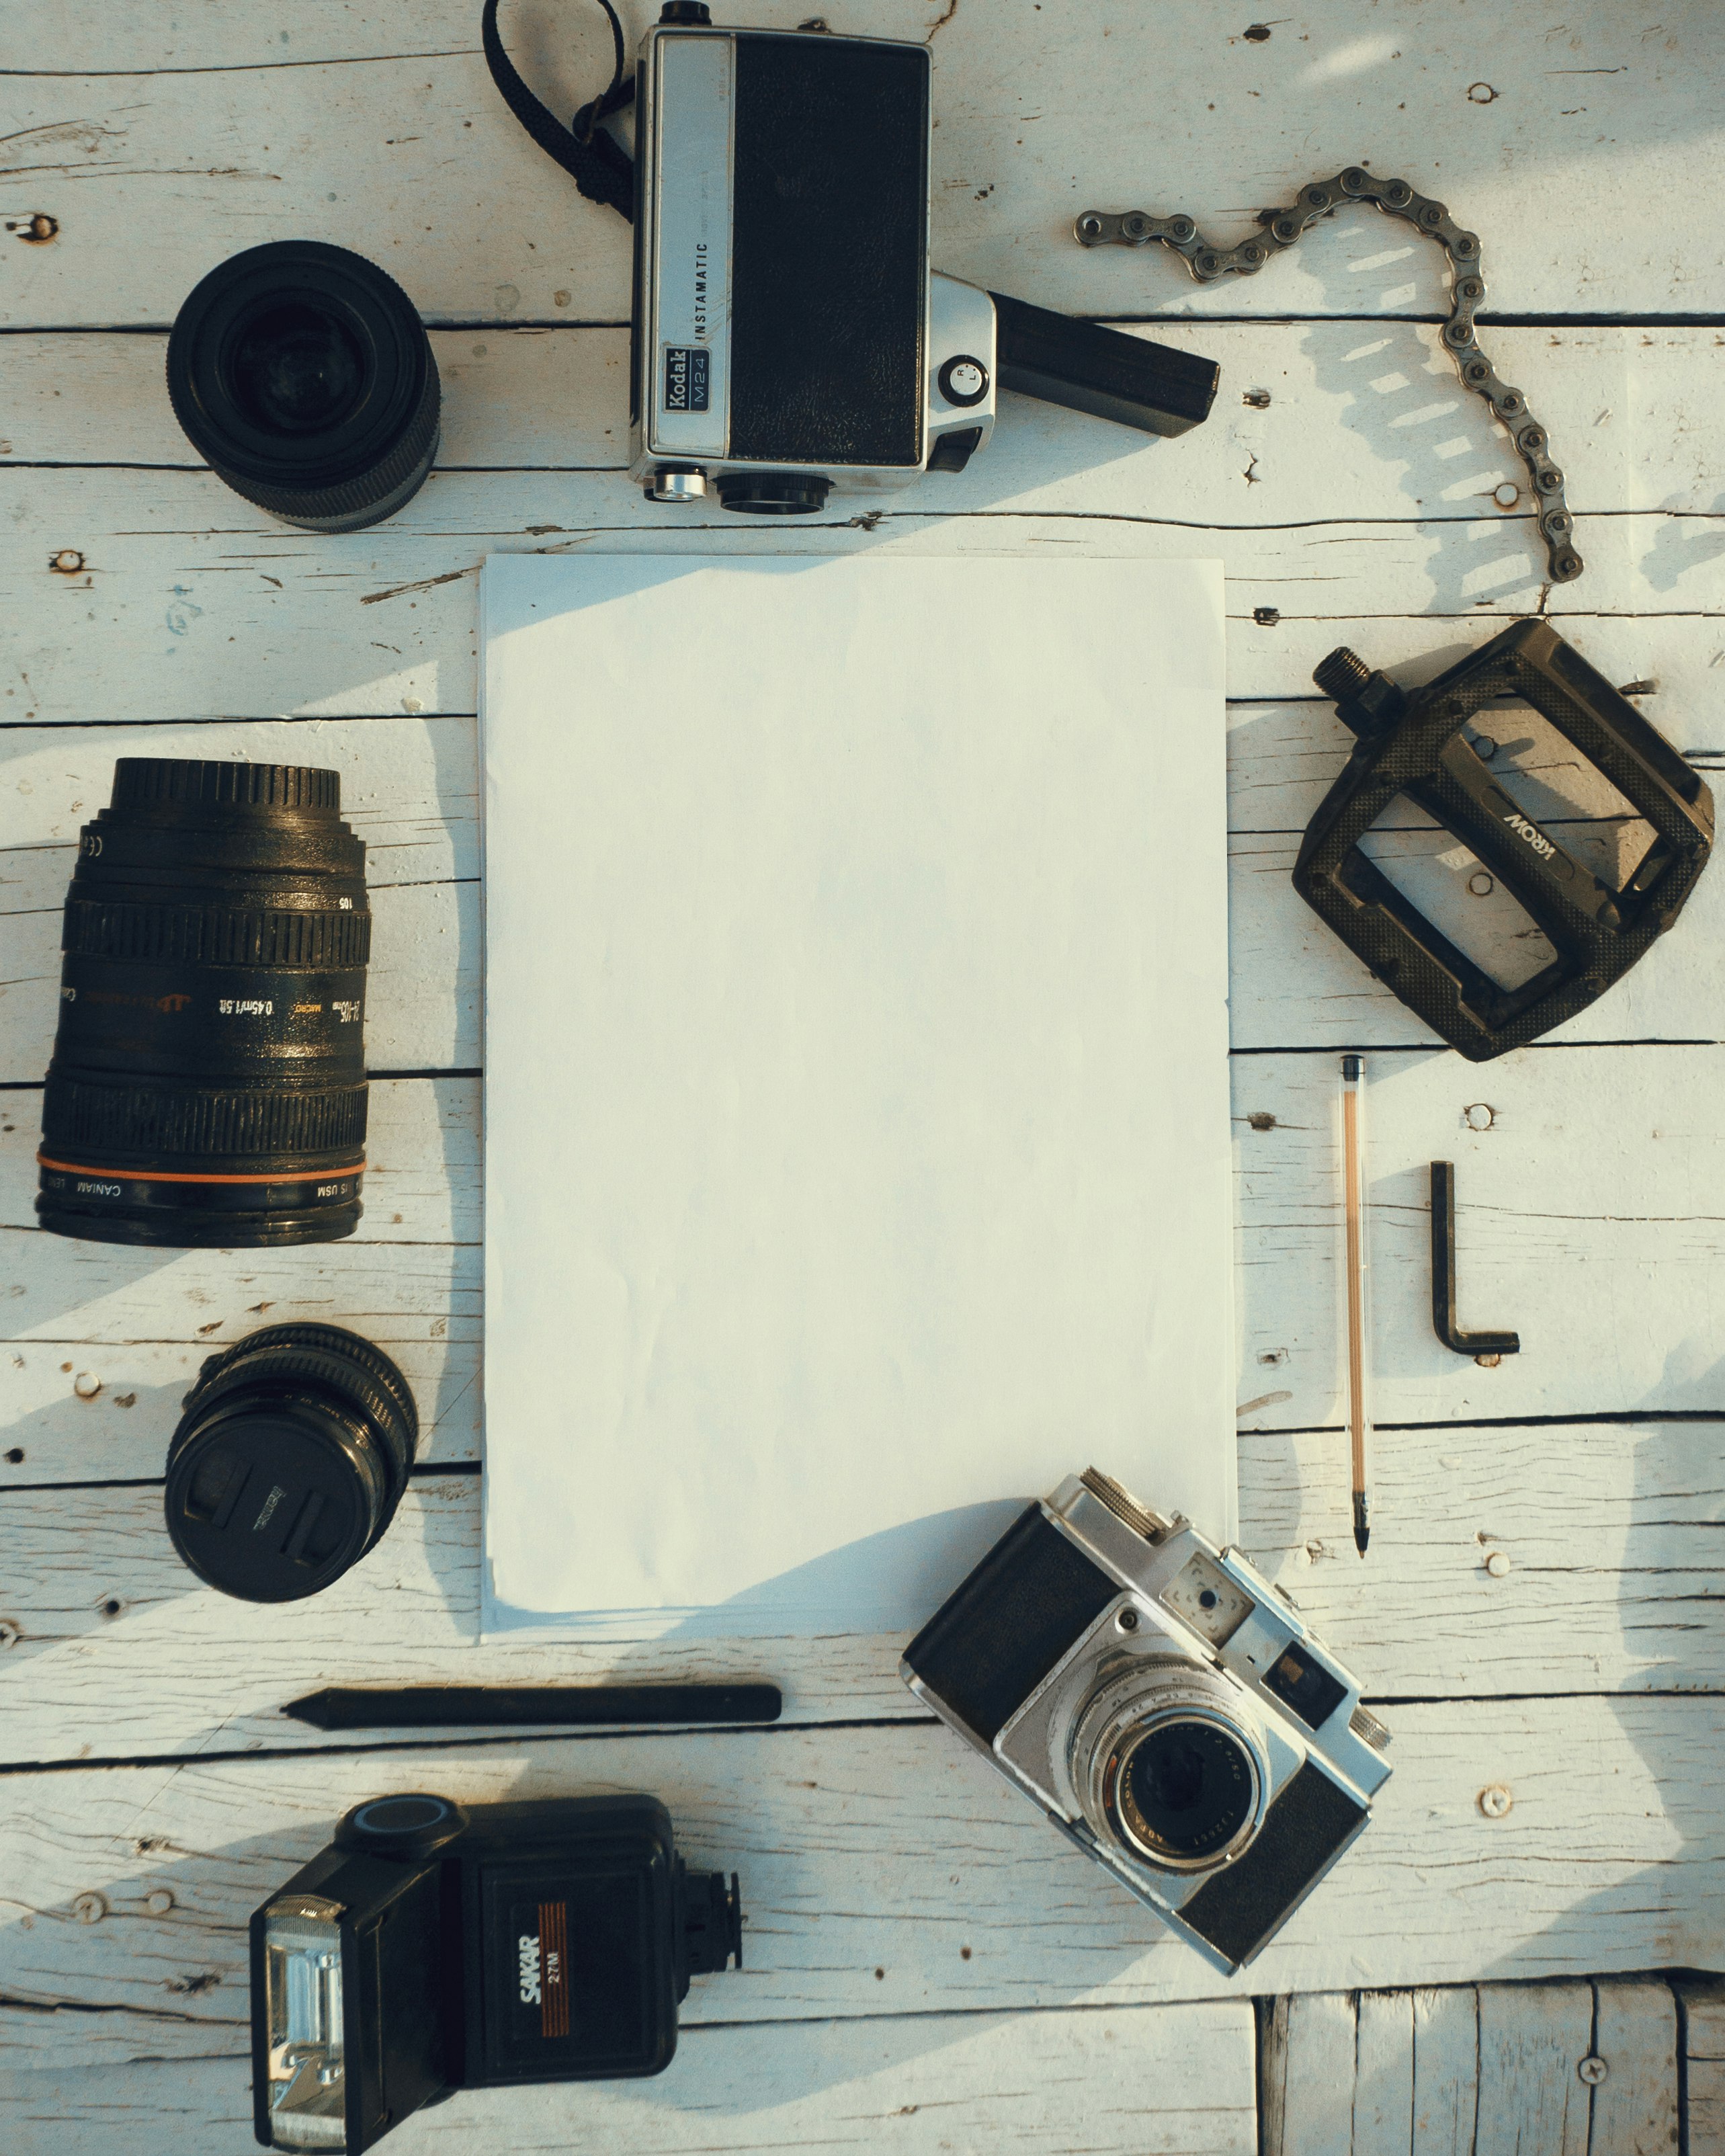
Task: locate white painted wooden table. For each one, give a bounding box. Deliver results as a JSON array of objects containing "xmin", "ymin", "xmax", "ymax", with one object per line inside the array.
[{"xmin": 2, "ymin": 5, "xmax": 1722, "ymax": 2151}]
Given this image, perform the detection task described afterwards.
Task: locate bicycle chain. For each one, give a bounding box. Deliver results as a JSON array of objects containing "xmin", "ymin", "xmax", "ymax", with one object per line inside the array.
[{"xmin": 1075, "ymin": 167, "xmax": 1583, "ymax": 585}]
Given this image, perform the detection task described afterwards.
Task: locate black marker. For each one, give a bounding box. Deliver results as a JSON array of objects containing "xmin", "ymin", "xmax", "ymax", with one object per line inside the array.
[{"xmin": 284, "ymin": 1683, "xmax": 783, "ymax": 1731}]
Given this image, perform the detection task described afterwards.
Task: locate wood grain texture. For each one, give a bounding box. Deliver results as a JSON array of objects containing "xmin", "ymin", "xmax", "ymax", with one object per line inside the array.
[
  {"xmin": 3, "ymin": 1, "xmax": 1718, "ymax": 323},
  {"xmin": 0, "ymin": 1478, "xmax": 919, "ymax": 1756},
  {"xmin": 1355, "ymin": 1989, "xmax": 1417, "ymax": 2155},
  {"xmin": 0, "ymin": 1999, "xmax": 1258, "ymax": 2156},
  {"xmin": 1263, "ymin": 1979, "xmax": 1689, "ymax": 2153},
  {"xmin": 1412, "ymin": 1988, "xmax": 1478, "ymax": 2156},
  {"xmin": 1265, "ymin": 1990, "xmax": 1356, "ymax": 2156},
  {"xmin": 0, "ymin": 1411, "xmax": 1718, "ymax": 1763},
  {"xmin": 3, "ymin": 468, "xmax": 1719, "ymax": 731},
  {"xmin": 1, "ymin": 1698, "xmax": 1720, "ymax": 2060},
  {"xmin": 1681, "ymin": 1981, "xmax": 1725, "ymax": 2156},
  {"xmin": 1590, "ymin": 1979, "xmax": 1679, "ymax": 2156},
  {"xmin": 1476, "ymin": 1982, "xmax": 1592, "ymax": 2156}
]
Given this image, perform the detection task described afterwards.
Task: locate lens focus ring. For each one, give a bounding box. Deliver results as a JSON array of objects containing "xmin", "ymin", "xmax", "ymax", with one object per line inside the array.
[
  {"xmin": 42, "ymin": 1077, "xmax": 367, "ymax": 1160},
  {"xmin": 38, "ymin": 757, "xmax": 371, "ymax": 1248},
  {"xmin": 198, "ymin": 1320, "xmax": 420, "ymax": 1449},
  {"xmin": 62, "ymin": 899, "xmax": 371, "ymax": 968},
  {"xmin": 1070, "ymin": 1653, "xmax": 1271, "ymax": 1876}
]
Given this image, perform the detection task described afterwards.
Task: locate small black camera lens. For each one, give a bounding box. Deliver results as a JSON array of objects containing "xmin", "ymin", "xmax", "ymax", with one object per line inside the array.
[
  {"xmin": 165, "ymin": 1321, "xmax": 419, "ymax": 1603},
  {"xmin": 167, "ymin": 241, "xmax": 439, "ymax": 532},
  {"xmin": 1118, "ymin": 1718, "xmax": 1256, "ymax": 1864},
  {"xmin": 38, "ymin": 757, "xmax": 370, "ymax": 1249}
]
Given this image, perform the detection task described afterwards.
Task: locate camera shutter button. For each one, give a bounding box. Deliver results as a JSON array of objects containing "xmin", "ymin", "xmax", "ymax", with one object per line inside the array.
[{"xmin": 938, "ymin": 356, "xmax": 990, "ymax": 408}]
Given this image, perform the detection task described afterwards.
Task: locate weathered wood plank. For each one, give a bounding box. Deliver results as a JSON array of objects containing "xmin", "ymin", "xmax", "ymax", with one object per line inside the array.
[
  {"xmin": 0, "ymin": 1479, "xmax": 924, "ymax": 1755},
  {"xmin": 1262, "ymin": 1979, "xmax": 1687, "ymax": 2155},
  {"xmin": 1354, "ymin": 1989, "xmax": 1417, "ymax": 2155},
  {"xmin": 1, "ymin": 1401, "xmax": 1718, "ymax": 1762},
  {"xmin": 1589, "ymin": 1978, "xmax": 1679, "ymax": 2156},
  {"xmin": 1263, "ymin": 1991, "xmax": 1356, "ymax": 2156},
  {"xmin": 1475, "ymin": 1982, "xmax": 1592, "ymax": 2156},
  {"xmin": 1242, "ymin": 1412, "xmax": 1725, "ymax": 1692},
  {"xmin": 7, "ymin": 325, "xmax": 1722, "ymax": 524},
  {"xmin": 0, "ymin": 1698, "xmax": 1719, "ymax": 2061},
  {"xmin": 1411, "ymin": 1987, "xmax": 1478, "ymax": 2156},
  {"xmin": 4, "ymin": 2, "xmax": 1718, "ymax": 323},
  {"xmin": 1680, "ymin": 1981, "xmax": 1725, "ymax": 2156},
  {"xmin": 0, "ymin": 1997, "xmax": 1258, "ymax": 2154},
  {"xmin": 3, "ymin": 468, "xmax": 1720, "ymax": 729}
]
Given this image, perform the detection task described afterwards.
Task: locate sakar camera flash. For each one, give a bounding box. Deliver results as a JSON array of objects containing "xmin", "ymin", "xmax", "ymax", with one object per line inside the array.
[{"xmin": 252, "ymin": 1791, "xmax": 741, "ymax": 2151}]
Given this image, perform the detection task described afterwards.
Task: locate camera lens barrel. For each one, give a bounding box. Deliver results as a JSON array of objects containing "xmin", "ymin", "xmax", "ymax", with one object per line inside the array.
[
  {"xmin": 167, "ymin": 240, "xmax": 439, "ymax": 532},
  {"xmin": 1113, "ymin": 1716, "xmax": 1259, "ymax": 1867},
  {"xmin": 38, "ymin": 757, "xmax": 370, "ymax": 1248},
  {"xmin": 1072, "ymin": 1656, "xmax": 1269, "ymax": 1874},
  {"xmin": 165, "ymin": 1322, "xmax": 419, "ymax": 1602}
]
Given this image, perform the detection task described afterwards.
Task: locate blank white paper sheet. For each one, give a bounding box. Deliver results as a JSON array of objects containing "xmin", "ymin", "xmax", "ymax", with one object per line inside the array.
[{"xmin": 480, "ymin": 552, "xmax": 1234, "ymax": 1636}]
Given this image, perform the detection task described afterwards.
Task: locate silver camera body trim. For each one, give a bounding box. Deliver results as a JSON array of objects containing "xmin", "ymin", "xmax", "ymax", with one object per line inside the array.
[
  {"xmin": 630, "ymin": 19, "xmax": 997, "ymax": 504},
  {"xmin": 902, "ymin": 1473, "xmax": 1392, "ymax": 1975}
]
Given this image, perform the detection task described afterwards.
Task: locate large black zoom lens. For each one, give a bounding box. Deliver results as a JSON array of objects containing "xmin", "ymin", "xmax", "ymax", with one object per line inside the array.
[
  {"xmin": 167, "ymin": 240, "xmax": 439, "ymax": 532},
  {"xmin": 38, "ymin": 758, "xmax": 370, "ymax": 1248}
]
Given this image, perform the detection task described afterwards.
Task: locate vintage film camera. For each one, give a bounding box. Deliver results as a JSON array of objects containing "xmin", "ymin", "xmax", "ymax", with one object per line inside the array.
[
  {"xmin": 503, "ymin": 3, "xmax": 1217, "ymax": 510},
  {"xmin": 252, "ymin": 1791, "xmax": 741, "ymax": 2151},
  {"xmin": 902, "ymin": 1470, "xmax": 1391, "ymax": 1974}
]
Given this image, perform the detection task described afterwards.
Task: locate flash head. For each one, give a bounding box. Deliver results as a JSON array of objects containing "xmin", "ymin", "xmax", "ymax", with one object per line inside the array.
[{"xmin": 253, "ymin": 1791, "xmax": 743, "ymax": 2152}]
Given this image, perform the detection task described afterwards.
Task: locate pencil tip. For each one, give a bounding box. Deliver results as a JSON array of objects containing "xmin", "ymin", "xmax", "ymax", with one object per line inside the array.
[
  {"xmin": 1355, "ymin": 1527, "xmax": 1369, "ymax": 1557},
  {"xmin": 1352, "ymin": 1494, "xmax": 1370, "ymax": 1558}
]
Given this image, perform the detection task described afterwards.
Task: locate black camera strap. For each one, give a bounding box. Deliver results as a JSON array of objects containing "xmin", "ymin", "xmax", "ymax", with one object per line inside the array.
[{"xmin": 481, "ymin": 0, "xmax": 636, "ymax": 220}]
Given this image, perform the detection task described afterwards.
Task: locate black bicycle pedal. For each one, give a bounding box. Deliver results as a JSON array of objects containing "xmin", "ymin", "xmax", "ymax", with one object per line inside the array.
[{"xmin": 1293, "ymin": 620, "xmax": 1713, "ymax": 1062}]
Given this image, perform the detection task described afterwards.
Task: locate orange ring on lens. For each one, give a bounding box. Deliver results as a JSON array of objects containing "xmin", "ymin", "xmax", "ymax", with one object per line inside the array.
[{"xmin": 37, "ymin": 1153, "xmax": 363, "ymax": 1187}]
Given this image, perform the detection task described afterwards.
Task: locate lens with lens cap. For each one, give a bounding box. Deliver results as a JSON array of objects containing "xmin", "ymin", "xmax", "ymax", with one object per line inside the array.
[
  {"xmin": 167, "ymin": 240, "xmax": 439, "ymax": 532},
  {"xmin": 1113, "ymin": 1716, "xmax": 1257, "ymax": 1867},
  {"xmin": 165, "ymin": 1322, "xmax": 418, "ymax": 1602},
  {"xmin": 37, "ymin": 757, "xmax": 370, "ymax": 1248}
]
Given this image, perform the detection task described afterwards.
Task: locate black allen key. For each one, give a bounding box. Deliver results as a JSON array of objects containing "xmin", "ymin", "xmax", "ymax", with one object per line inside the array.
[{"xmin": 1430, "ymin": 1161, "xmax": 1520, "ymax": 1356}]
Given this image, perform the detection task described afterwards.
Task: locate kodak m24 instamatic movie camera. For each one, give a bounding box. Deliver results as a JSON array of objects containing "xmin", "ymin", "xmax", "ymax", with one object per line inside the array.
[{"xmin": 630, "ymin": 5, "xmax": 1219, "ymax": 511}]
